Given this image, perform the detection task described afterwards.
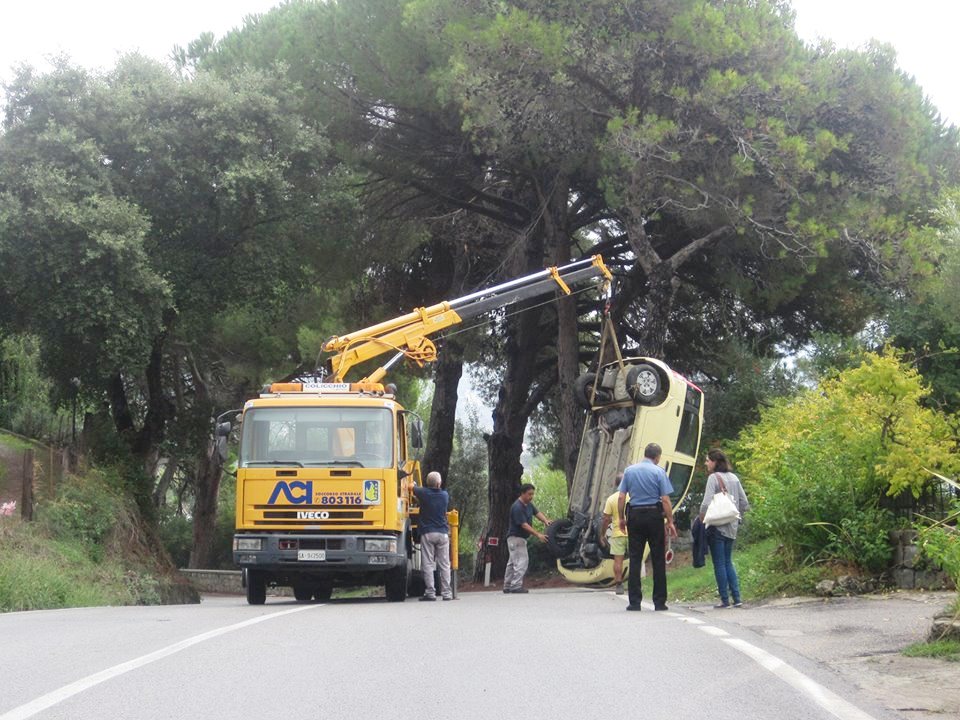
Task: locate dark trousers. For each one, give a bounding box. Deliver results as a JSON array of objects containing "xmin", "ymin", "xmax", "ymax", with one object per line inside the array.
[{"xmin": 627, "ymin": 508, "xmax": 666, "ymax": 608}]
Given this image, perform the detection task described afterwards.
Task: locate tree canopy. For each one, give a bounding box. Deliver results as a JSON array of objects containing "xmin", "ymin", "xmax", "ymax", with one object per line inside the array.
[{"xmin": 1, "ymin": 0, "xmax": 958, "ymax": 574}]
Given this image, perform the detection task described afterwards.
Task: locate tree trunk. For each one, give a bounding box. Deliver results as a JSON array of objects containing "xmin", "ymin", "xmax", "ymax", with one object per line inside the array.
[
  {"xmin": 422, "ymin": 339, "xmax": 463, "ymax": 487},
  {"xmin": 152, "ymin": 457, "xmax": 177, "ymax": 509},
  {"xmin": 542, "ymin": 181, "xmax": 581, "ymax": 491},
  {"xmin": 186, "ymin": 350, "xmax": 223, "ymax": 569},
  {"xmin": 480, "ymin": 301, "xmax": 547, "ymax": 580},
  {"xmin": 188, "ymin": 440, "xmax": 224, "ymax": 569}
]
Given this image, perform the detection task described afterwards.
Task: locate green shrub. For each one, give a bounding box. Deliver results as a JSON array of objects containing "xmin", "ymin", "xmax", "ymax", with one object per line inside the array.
[
  {"xmin": 526, "ymin": 464, "xmax": 568, "ymax": 523},
  {"xmin": 41, "ymin": 473, "xmax": 122, "ymax": 559},
  {"xmin": 524, "ymin": 465, "xmax": 568, "ymax": 573},
  {"xmin": 918, "ymin": 499, "xmax": 960, "ymax": 588},
  {"xmin": 158, "ymin": 511, "xmax": 193, "ymax": 568},
  {"xmin": 814, "ymin": 507, "xmax": 896, "ymax": 574},
  {"xmin": 738, "ymin": 350, "xmax": 958, "ymax": 571}
]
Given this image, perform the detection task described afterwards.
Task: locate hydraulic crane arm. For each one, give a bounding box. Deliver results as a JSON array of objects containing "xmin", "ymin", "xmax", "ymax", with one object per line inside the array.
[{"xmin": 323, "ymin": 255, "xmax": 612, "ymax": 383}]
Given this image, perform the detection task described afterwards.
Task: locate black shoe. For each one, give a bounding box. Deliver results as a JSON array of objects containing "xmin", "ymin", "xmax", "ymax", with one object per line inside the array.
[
  {"xmin": 626, "ymin": 604, "xmax": 642, "ymax": 611},
  {"xmin": 654, "ymin": 604, "xmax": 669, "ymax": 611},
  {"xmin": 512, "ymin": 588, "xmax": 529, "ymax": 594},
  {"xmin": 419, "ymin": 595, "xmax": 436, "ymax": 602},
  {"xmin": 714, "ymin": 602, "xmax": 730, "ymax": 609}
]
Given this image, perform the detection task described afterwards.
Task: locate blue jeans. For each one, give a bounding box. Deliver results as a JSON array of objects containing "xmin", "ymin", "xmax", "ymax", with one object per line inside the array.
[{"xmin": 707, "ymin": 531, "xmax": 741, "ymax": 604}]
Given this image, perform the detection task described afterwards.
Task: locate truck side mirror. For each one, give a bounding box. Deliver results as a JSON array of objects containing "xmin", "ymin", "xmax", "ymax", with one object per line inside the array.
[
  {"xmin": 214, "ymin": 410, "xmax": 240, "ymax": 463},
  {"xmin": 410, "ymin": 419, "xmax": 424, "ymax": 449}
]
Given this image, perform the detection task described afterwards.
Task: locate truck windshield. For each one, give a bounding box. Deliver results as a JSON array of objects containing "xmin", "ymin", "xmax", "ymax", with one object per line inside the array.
[{"xmin": 239, "ymin": 407, "xmax": 393, "ymax": 469}]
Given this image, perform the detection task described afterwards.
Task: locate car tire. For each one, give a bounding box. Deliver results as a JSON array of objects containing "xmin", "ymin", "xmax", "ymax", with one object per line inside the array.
[
  {"xmin": 313, "ymin": 584, "xmax": 333, "ymax": 601},
  {"xmin": 293, "ymin": 584, "xmax": 313, "ymax": 603},
  {"xmin": 546, "ymin": 518, "xmax": 579, "ymax": 558},
  {"xmin": 626, "ymin": 363, "xmax": 665, "ymax": 405},
  {"xmin": 574, "ymin": 373, "xmax": 611, "ymax": 410}
]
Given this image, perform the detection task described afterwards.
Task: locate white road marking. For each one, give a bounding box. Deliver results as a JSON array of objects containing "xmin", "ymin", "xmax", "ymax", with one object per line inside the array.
[
  {"xmin": 611, "ymin": 590, "xmax": 878, "ymax": 720},
  {"xmin": 722, "ymin": 638, "xmax": 878, "ymax": 720},
  {"xmin": 698, "ymin": 625, "xmax": 730, "ymax": 637},
  {"xmin": 0, "ymin": 604, "xmax": 322, "ymax": 720}
]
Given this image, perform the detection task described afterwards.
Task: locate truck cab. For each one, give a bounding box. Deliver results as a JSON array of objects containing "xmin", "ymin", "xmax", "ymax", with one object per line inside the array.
[{"xmin": 231, "ymin": 381, "xmax": 432, "ymax": 603}]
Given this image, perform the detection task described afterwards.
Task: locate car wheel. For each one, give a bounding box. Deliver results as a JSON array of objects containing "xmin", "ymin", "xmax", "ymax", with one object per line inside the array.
[
  {"xmin": 574, "ymin": 373, "xmax": 611, "ymax": 409},
  {"xmin": 626, "ymin": 363, "xmax": 665, "ymax": 405},
  {"xmin": 546, "ymin": 518, "xmax": 579, "ymax": 558}
]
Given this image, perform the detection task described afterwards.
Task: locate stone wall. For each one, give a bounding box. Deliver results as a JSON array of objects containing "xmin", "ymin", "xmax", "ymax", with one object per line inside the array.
[
  {"xmin": 890, "ymin": 529, "xmax": 955, "ymax": 590},
  {"xmin": 179, "ymin": 569, "xmax": 292, "ymax": 596}
]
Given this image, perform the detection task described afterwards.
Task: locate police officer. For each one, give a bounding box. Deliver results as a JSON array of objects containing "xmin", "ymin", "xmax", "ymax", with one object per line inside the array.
[{"xmin": 617, "ymin": 443, "xmax": 676, "ymax": 611}]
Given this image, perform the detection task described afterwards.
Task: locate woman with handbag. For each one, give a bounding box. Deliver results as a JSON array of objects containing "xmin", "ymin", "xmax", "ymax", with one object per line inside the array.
[{"xmin": 699, "ymin": 449, "xmax": 750, "ymax": 608}]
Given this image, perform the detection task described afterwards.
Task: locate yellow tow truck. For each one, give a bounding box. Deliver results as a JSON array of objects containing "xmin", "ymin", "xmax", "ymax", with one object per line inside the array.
[{"xmin": 224, "ymin": 256, "xmax": 612, "ymax": 603}]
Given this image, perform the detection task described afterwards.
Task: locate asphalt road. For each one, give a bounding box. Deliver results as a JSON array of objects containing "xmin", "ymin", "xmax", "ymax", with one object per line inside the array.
[{"xmin": 0, "ymin": 589, "xmax": 900, "ymax": 720}]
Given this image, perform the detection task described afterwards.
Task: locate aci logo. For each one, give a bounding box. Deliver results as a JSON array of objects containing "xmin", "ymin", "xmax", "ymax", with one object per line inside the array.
[
  {"xmin": 363, "ymin": 480, "xmax": 380, "ymax": 504},
  {"xmin": 268, "ymin": 480, "xmax": 313, "ymax": 505}
]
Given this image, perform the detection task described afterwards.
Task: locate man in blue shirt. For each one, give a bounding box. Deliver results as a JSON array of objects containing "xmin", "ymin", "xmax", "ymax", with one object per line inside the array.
[
  {"xmin": 503, "ymin": 483, "xmax": 552, "ymax": 594},
  {"xmin": 617, "ymin": 443, "xmax": 676, "ymax": 611},
  {"xmin": 413, "ymin": 471, "xmax": 452, "ymax": 601}
]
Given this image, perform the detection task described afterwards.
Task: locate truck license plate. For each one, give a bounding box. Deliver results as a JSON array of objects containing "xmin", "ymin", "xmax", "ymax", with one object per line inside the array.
[{"xmin": 298, "ymin": 550, "xmax": 326, "ymax": 561}]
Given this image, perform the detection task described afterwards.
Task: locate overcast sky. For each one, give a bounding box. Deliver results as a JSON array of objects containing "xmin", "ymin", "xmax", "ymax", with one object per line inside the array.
[
  {"xmin": 1, "ymin": 1, "xmax": 956, "ymax": 122},
  {"xmin": 0, "ymin": 1, "xmax": 957, "ymax": 121}
]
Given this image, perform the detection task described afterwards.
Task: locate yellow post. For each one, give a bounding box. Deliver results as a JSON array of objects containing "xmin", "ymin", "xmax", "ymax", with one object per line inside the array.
[{"xmin": 447, "ymin": 509, "xmax": 460, "ymax": 571}]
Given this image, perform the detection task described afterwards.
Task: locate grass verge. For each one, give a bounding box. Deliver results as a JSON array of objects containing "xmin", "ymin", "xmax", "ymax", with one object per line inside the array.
[
  {"xmin": 0, "ymin": 468, "xmax": 198, "ymax": 613},
  {"xmin": 665, "ymin": 538, "xmax": 851, "ymax": 604},
  {"xmin": 0, "ymin": 521, "xmax": 159, "ymax": 611},
  {"xmin": 0, "ymin": 430, "xmax": 34, "ymax": 452},
  {"xmin": 903, "ymin": 639, "xmax": 960, "ymax": 661}
]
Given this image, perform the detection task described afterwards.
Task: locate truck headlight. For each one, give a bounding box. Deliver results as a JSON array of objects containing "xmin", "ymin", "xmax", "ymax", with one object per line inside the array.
[
  {"xmin": 234, "ymin": 538, "xmax": 263, "ymax": 551},
  {"xmin": 364, "ymin": 538, "xmax": 397, "ymax": 553}
]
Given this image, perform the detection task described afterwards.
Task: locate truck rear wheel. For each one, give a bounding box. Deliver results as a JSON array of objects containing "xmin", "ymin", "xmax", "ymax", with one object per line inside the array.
[
  {"xmin": 313, "ymin": 584, "xmax": 333, "ymax": 601},
  {"xmin": 246, "ymin": 570, "xmax": 266, "ymax": 605},
  {"xmin": 385, "ymin": 561, "xmax": 408, "ymax": 602},
  {"xmin": 293, "ymin": 585, "xmax": 313, "ymax": 603}
]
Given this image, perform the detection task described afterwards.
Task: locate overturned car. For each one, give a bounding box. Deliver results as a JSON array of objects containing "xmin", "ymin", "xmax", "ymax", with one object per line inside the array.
[{"xmin": 547, "ymin": 357, "xmax": 704, "ymax": 585}]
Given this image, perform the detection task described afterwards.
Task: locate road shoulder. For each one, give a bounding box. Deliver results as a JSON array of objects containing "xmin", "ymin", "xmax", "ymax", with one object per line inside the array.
[{"xmin": 683, "ymin": 591, "xmax": 959, "ymax": 719}]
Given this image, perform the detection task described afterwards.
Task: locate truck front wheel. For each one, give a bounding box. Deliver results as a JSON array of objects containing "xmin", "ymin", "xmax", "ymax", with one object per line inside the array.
[
  {"xmin": 246, "ymin": 570, "xmax": 266, "ymax": 605},
  {"xmin": 385, "ymin": 560, "xmax": 408, "ymax": 602}
]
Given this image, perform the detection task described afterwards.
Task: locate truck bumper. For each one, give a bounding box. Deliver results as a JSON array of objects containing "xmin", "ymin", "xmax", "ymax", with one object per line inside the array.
[{"xmin": 233, "ymin": 533, "xmax": 405, "ymax": 577}]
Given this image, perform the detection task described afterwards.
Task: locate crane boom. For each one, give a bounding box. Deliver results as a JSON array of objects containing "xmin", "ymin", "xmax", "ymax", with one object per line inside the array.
[{"xmin": 323, "ymin": 255, "xmax": 612, "ymax": 383}]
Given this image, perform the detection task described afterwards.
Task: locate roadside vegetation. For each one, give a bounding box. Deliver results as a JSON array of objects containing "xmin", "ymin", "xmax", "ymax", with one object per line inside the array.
[
  {"xmin": 0, "ymin": 467, "xmax": 198, "ymax": 612},
  {"xmin": 903, "ymin": 639, "xmax": 960, "ymax": 662}
]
